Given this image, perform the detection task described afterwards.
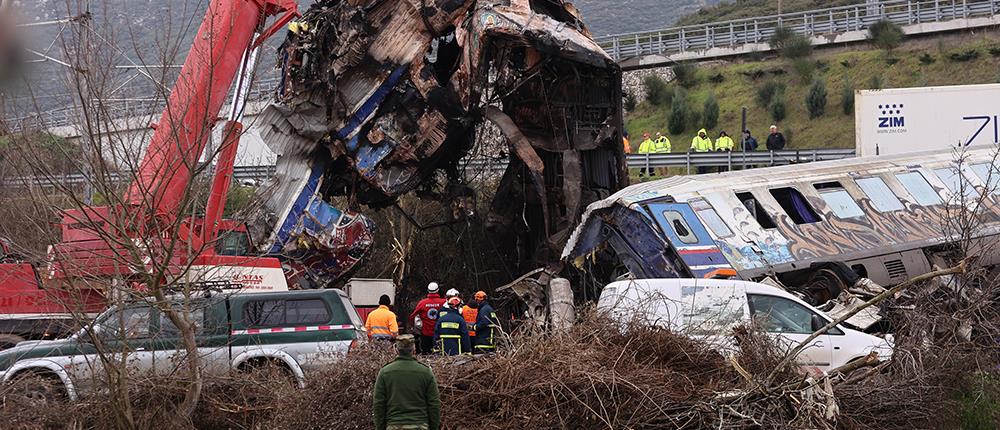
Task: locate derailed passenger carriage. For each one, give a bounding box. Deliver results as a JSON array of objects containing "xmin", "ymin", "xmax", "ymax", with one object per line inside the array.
[{"xmin": 564, "ymin": 146, "xmax": 1000, "ymax": 306}]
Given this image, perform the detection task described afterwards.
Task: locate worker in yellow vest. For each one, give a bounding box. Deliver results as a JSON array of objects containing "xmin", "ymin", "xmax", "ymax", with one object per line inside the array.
[
  {"xmin": 691, "ymin": 129, "xmax": 714, "ymax": 174},
  {"xmin": 716, "ymin": 130, "xmax": 735, "ymax": 172},
  {"xmin": 637, "ymin": 132, "xmax": 655, "ymax": 177},
  {"xmin": 652, "ymin": 132, "xmax": 671, "ymax": 176}
]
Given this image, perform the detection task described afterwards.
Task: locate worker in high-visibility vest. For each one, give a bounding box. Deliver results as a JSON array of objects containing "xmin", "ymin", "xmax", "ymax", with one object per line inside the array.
[
  {"xmin": 365, "ymin": 294, "xmax": 399, "ymax": 341},
  {"xmin": 637, "ymin": 132, "xmax": 655, "ymax": 177},
  {"xmin": 716, "ymin": 130, "xmax": 735, "ymax": 151},
  {"xmin": 652, "ymin": 132, "xmax": 672, "ymax": 176},
  {"xmin": 691, "ymin": 129, "xmax": 714, "ymax": 174},
  {"xmin": 622, "ymin": 131, "xmax": 632, "ymax": 154},
  {"xmin": 715, "ymin": 131, "xmax": 736, "ymax": 172},
  {"xmin": 472, "ymin": 291, "xmax": 500, "ymax": 354},
  {"xmin": 461, "ymin": 297, "xmax": 479, "ymax": 338},
  {"xmin": 434, "ymin": 295, "xmax": 471, "ymax": 356}
]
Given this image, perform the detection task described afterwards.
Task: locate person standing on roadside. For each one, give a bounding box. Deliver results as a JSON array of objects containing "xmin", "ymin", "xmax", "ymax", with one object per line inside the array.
[
  {"xmin": 766, "ymin": 125, "xmax": 786, "ymax": 151},
  {"xmin": 691, "ymin": 128, "xmax": 714, "ymax": 174}
]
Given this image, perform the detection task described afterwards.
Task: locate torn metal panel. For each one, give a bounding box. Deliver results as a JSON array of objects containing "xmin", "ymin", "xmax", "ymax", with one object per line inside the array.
[{"xmin": 254, "ymin": 0, "xmax": 624, "ymax": 287}]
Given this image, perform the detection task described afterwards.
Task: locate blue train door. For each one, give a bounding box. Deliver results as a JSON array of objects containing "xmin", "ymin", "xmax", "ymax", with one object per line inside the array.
[{"xmin": 645, "ymin": 202, "xmax": 735, "ymax": 278}]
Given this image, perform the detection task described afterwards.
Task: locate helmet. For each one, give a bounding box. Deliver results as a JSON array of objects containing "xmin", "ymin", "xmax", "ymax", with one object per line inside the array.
[
  {"xmin": 445, "ymin": 288, "xmax": 460, "ymax": 298},
  {"xmin": 427, "ymin": 282, "xmax": 440, "ymax": 293},
  {"xmin": 474, "ymin": 291, "xmax": 487, "ymax": 301},
  {"xmin": 447, "ymin": 296, "xmax": 461, "ymax": 307}
]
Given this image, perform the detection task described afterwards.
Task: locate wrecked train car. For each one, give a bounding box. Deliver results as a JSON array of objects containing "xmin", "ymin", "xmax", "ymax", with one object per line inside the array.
[
  {"xmin": 564, "ymin": 146, "xmax": 1000, "ymax": 304},
  {"xmin": 254, "ymin": 0, "xmax": 625, "ymax": 286}
]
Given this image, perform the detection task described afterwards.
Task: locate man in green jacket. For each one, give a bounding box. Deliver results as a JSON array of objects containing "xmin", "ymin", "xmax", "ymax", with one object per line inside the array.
[{"xmin": 373, "ymin": 335, "xmax": 441, "ymax": 430}]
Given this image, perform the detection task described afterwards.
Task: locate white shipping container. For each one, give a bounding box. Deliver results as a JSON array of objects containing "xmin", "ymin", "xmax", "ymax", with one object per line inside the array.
[{"xmin": 855, "ymin": 84, "xmax": 1000, "ymax": 157}]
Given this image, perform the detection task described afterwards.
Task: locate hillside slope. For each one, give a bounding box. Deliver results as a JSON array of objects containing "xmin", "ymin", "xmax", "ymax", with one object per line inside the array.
[
  {"xmin": 676, "ymin": 0, "xmax": 862, "ymax": 26},
  {"xmin": 625, "ymin": 33, "xmax": 1000, "ymax": 151}
]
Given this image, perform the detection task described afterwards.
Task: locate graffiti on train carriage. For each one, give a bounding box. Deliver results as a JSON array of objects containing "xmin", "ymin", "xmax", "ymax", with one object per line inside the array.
[{"xmin": 563, "ymin": 146, "xmax": 1000, "ymax": 309}]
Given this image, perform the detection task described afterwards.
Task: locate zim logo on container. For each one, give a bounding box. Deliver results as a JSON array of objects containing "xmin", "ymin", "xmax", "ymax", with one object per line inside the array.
[{"xmin": 877, "ymin": 103, "xmax": 905, "ymax": 128}]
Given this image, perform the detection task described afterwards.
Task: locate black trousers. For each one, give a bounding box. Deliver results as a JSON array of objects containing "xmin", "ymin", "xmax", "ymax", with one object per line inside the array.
[{"xmin": 418, "ymin": 334, "xmax": 435, "ymax": 354}]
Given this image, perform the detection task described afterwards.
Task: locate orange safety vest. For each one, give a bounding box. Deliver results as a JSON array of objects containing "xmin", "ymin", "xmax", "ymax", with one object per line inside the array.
[
  {"xmin": 462, "ymin": 306, "xmax": 479, "ymax": 337},
  {"xmin": 365, "ymin": 305, "xmax": 399, "ymax": 339}
]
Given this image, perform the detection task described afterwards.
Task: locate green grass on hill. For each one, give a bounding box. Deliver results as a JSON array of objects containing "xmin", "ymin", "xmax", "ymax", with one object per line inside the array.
[
  {"xmin": 676, "ymin": 0, "xmax": 862, "ymax": 26},
  {"xmin": 625, "ymin": 36, "xmax": 1000, "ymax": 152}
]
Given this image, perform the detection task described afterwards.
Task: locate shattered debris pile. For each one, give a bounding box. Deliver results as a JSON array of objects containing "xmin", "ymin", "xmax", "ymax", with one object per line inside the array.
[{"xmin": 253, "ymin": 0, "xmax": 625, "ymax": 287}]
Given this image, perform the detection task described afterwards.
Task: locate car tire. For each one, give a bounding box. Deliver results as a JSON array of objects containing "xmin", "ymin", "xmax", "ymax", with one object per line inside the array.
[
  {"xmin": 8, "ymin": 372, "xmax": 65, "ymax": 405},
  {"xmin": 0, "ymin": 333, "xmax": 25, "ymax": 350}
]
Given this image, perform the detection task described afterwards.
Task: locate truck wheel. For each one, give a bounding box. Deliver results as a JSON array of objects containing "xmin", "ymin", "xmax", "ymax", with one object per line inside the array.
[
  {"xmin": 8, "ymin": 372, "xmax": 64, "ymax": 405},
  {"xmin": 241, "ymin": 359, "xmax": 296, "ymax": 388},
  {"xmin": 0, "ymin": 334, "xmax": 25, "ymax": 350}
]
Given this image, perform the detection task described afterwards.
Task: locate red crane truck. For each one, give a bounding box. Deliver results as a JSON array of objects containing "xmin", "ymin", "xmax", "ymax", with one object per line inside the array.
[{"xmin": 0, "ymin": 0, "xmax": 302, "ymax": 349}]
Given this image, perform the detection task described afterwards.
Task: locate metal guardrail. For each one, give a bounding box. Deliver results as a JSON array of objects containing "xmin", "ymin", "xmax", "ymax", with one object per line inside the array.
[
  {"xmin": 595, "ymin": 0, "xmax": 1000, "ymax": 62},
  {"xmin": 2, "ymin": 76, "xmax": 283, "ymax": 132},
  {"xmin": 629, "ymin": 149, "xmax": 857, "ymax": 174},
  {"xmin": 7, "ymin": 1, "xmax": 997, "ymax": 129},
  {"xmin": 2, "ymin": 149, "xmax": 856, "ymax": 188}
]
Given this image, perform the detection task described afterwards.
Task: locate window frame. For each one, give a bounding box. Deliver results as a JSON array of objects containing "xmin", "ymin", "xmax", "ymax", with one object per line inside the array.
[
  {"xmin": 895, "ymin": 171, "xmax": 943, "ymax": 206},
  {"xmin": 691, "ymin": 200, "xmax": 734, "ymax": 239},
  {"xmin": 768, "ymin": 187, "xmax": 822, "ymax": 225},
  {"xmin": 816, "ymin": 187, "xmax": 867, "ymax": 219},
  {"xmin": 969, "ymin": 162, "xmax": 1000, "ymax": 195},
  {"xmin": 660, "ymin": 210, "xmax": 699, "ymax": 244},
  {"xmin": 242, "ymin": 298, "xmax": 332, "ymax": 328},
  {"xmin": 855, "ymin": 176, "xmax": 905, "ymax": 213},
  {"xmin": 747, "ymin": 294, "xmax": 844, "ymax": 336},
  {"xmin": 932, "ymin": 166, "xmax": 981, "ymax": 200},
  {"xmin": 735, "ymin": 191, "xmax": 777, "ymax": 229}
]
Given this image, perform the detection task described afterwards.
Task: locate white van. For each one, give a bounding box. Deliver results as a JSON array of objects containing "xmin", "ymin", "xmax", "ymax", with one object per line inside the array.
[{"xmin": 597, "ymin": 278, "xmax": 893, "ymax": 372}]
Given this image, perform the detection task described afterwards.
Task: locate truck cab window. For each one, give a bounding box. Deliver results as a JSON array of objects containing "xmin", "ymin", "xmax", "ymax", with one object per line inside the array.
[
  {"xmin": 98, "ymin": 306, "xmax": 152, "ymax": 340},
  {"xmin": 895, "ymin": 172, "xmax": 943, "ymax": 206},
  {"xmin": 735, "ymin": 192, "xmax": 776, "ymax": 229},
  {"xmin": 856, "ymin": 177, "xmax": 904, "ymax": 212},
  {"xmin": 769, "ymin": 187, "xmax": 821, "ymax": 224},
  {"xmin": 215, "ymin": 229, "xmax": 252, "ymax": 256}
]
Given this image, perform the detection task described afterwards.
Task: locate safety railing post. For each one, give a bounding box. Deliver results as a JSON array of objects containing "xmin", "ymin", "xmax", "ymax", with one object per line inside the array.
[
  {"xmin": 686, "ymin": 153, "xmax": 691, "ymax": 175},
  {"xmin": 645, "ymin": 153, "xmax": 650, "ymax": 175}
]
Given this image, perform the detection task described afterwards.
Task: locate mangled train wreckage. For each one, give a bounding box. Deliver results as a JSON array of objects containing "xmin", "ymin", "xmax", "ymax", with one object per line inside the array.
[
  {"xmin": 254, "ymin": 0, "xmax": 625, "ymax": 288},
  {"xmin": 564, "ymin": 146, "xmax": 1000, "ymax": 328}
]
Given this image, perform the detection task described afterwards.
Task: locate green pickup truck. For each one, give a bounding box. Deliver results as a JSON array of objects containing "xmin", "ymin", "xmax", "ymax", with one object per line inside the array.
[{"xmin": 0, "ymin": 289, "xmax": 366, "ymax": 401}]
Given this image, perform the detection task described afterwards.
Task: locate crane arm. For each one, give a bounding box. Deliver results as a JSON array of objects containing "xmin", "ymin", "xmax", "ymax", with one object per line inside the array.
[{"xmin": 125, "ymin": 0, "xmax": 297, "ymax": 223}]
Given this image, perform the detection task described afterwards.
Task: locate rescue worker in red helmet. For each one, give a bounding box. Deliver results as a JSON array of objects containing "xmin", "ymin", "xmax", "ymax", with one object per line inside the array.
[{"xmin": 409, "ymin": 282, "xmax": 445, "ymax": 355}]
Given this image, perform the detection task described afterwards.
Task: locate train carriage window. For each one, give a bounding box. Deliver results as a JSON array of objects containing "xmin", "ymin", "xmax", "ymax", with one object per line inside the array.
[
  {"xmin": 895, "ymin": 172, "xmax": 943, "ymax": 206},
  {"xmin": 856, "ymin": 177, "xmax": 905, "ymax": 212},
  {"xmin": 814, "ymin": 182, "xmax": 866, "ymax": 219},
  {"xmin": 970, "ymin": 163, "xmax": 1000, "ymax": 194},
  {"xmin": 693, "ymin": 206, "xmax": 734, "ymax": 238},
  {"xmin": 734, "ymin": 192, "xmax": 777, "ymax": 229},
  {"xmin": 933, "ymin": 167, "xmax": 980, "ymax": 200},
  {"xmin": 769, "ymin": 187, "xmax": 821, "ymax": 224},
  {"xmin": 661, "ymin": 211, "xmax": 699, "ymax": 244}
]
